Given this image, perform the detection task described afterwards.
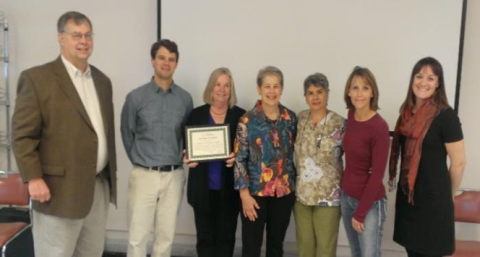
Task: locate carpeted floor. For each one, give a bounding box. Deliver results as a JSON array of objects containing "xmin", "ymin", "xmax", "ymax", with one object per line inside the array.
[
  {"xmin": 103, "ymin": 253, "xmax": 184, "ymax": 257},
  {"xmin": 103, "ymin": 253, "xmax": 130, "ymax": 257},
  {"xmin": 103, "ymin": 253, "xmax": 149, "ymax": 257}
]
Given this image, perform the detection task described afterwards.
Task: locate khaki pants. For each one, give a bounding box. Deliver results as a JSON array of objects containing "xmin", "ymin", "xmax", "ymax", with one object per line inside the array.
[
  {"xmin": 293, "ymin": 201, "xmax": 341, "ymax": 257},
  {"xmin": 32, "ymin": 176, "xmax": 110, "ymax": 257},
  {"xmin": 127, "ymin": 166, "xmax": 186, "ymax": 257}
]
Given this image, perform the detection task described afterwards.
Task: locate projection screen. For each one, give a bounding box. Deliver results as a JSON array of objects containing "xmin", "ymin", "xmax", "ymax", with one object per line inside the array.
[{"xmin": 159, "ymin": 1, "xmax": 465, "ymax": 130}]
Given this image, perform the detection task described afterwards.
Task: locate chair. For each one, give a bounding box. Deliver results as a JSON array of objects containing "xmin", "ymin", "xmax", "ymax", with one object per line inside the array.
[
  {"xmin": 450, "ymin": 189, "xmax": 480, "ymax": 257},
  {"xmin": 0, "ymin": 171, "xmax": 31, "ymax": 257}
]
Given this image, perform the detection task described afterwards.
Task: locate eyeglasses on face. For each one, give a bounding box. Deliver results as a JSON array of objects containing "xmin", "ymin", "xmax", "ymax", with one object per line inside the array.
[{"xmin": 63, "ymin": 31, "xmax": 94, "ymax": 41}]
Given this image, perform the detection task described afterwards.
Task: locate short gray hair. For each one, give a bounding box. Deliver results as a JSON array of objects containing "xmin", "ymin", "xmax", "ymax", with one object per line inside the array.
[
  {"xmin": 57, "ymin": 11, "xmax": 92, "ymax": 33},
  {"xmin": 256, "ymin": 66, "xmax": 284, "ymax": 87},
  {"xmin": 303, "ymin": 73, "xmax": 329, "ymax": 96}
]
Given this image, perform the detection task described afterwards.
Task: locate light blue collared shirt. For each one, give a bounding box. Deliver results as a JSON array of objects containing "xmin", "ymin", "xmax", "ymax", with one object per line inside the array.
[{"xmin": 121, "ymin": 80, "xmax": 193, "ymax": 166}]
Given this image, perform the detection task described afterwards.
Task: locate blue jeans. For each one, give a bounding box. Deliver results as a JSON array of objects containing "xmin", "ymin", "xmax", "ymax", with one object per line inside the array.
[{"xmin": 340, "ymin": 190, "xmax": 387, "ymax": 257}]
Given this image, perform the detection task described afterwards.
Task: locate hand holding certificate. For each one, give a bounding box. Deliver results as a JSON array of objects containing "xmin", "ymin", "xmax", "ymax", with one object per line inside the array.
[{"xmin": 185, "ymin": 124, "xmax": 231, "ymax": 162}]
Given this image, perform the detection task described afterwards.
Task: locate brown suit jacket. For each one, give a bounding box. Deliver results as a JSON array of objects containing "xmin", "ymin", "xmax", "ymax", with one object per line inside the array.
[{"xmin": 12, "ymin": 57, "xmax": 117, "ymax": 219}]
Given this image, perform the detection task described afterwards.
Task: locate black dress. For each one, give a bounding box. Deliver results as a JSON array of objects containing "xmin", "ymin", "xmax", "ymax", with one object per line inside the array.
[{"xmin": 393, "ymin": 108, "xmax": 463, "ymax": 255}]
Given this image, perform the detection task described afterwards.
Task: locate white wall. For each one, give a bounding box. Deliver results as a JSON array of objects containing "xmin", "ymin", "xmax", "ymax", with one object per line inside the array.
[
  {"xmin": 0, "ymin": 11, "xmax": 10, "ymax": 171},
  {"xmin": 0, "ymin": 1, "xmax": 478, "ymax": 256},
  {"xmin": 456, "ymin": 0, "xmax": 480, "ymax": 242}
]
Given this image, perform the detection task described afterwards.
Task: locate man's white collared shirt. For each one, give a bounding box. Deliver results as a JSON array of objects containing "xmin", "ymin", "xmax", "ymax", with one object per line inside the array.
[{"xmin": 61, "ymin": 55, "xmax": 108, "ymax": 173}]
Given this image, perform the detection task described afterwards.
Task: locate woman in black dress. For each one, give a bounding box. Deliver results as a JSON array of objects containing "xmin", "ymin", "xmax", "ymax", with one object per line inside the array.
[
  {"xmin": 183, "ymin": 67, "xmax": 245, "ymax": 257},
  {"xmin": 389, "ymin": 57, "xmax": 466, "ymax": 257}
]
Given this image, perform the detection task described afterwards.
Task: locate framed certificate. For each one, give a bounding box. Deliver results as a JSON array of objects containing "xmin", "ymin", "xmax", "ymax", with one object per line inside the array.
[{"xmin": 185, "ymin": 124, "xmax": 231, "ymax": 162}]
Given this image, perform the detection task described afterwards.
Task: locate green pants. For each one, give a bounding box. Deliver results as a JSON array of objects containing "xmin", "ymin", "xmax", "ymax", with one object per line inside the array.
[{"xmin": 293, "ymin": 201, "xmax": 341, "ymax": 257}]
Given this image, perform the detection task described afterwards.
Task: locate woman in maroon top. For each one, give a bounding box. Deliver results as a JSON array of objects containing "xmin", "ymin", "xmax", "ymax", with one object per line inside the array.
[{"xmin": 340, "ymin": 67, "xmax": 390, "ymax": 257}]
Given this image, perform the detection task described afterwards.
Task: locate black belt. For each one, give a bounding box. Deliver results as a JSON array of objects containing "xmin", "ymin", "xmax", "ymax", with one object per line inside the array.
[{"xmin": 136, "ymin": 164, "xmax": 181, "ymax": 172}]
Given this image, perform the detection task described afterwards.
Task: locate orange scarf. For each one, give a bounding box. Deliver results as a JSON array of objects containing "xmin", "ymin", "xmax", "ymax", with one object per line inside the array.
[{"xmin": 389, "ymin": 100, "xmax": 438, "ymax": 204}]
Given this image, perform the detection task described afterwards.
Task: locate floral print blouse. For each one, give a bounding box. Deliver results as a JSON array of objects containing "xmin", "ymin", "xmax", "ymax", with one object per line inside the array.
[
  {"xmin": 294, "ymin": 110, "xmax": 346, "ymax": 206},
  {"xmin": 234, "ymin": 100, "xmax": 297, "ymax": 197}
]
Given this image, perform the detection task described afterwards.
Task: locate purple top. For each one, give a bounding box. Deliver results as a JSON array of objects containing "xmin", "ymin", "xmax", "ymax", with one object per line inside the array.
[{"xmin": 208, "ymin": 115, "xmax": 222, "ymax": 190}]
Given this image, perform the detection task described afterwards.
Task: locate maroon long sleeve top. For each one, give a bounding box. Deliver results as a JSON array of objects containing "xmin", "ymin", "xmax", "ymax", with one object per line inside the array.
[{"xmin": 341, "ymin": 110, "xmax": 390, "ymax": 223}]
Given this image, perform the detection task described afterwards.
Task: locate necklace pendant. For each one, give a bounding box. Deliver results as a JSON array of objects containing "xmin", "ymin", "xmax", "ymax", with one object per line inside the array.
[{"xmin": 317, "ymin": 135, "xmax": 322, "ymax": 148}]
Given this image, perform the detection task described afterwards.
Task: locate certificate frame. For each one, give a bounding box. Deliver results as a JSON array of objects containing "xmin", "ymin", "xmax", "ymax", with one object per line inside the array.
[{"xmin": 185, "ymin": 124, "xmax": 231, "ymax": 162}]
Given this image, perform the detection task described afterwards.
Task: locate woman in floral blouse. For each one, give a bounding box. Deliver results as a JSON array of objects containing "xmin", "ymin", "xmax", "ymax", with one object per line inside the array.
[
  {"xmin": 294, "ymin": 73, "xmax": 346, "ymax": 257},
  {"xmin": 234, "ymin": 66, "xmax": 297, "ymax": 257}
]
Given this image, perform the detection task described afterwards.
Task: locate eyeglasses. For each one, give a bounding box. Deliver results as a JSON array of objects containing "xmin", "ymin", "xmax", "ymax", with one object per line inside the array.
[{"xmin": 63, "ymin": 32, "xmax": 94, "ymax": 41}]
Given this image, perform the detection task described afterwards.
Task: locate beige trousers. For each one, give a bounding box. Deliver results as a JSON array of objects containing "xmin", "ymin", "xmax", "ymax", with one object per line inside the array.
[
  {"xmin": 32, "ymin": 176, "xmax": 110, "ymax": 257},
  {"xmin": 127, "ymin": 166, "xmax": 186, "ymax": 257}
]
